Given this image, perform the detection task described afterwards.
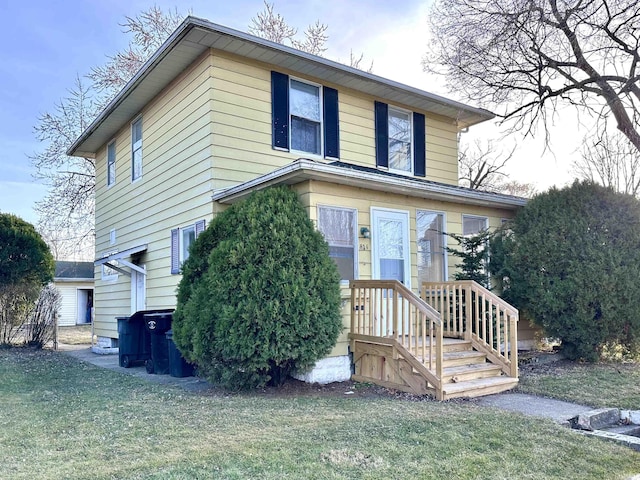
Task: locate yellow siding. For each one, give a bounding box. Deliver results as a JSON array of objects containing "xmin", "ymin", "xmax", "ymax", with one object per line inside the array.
[
  {"xmin": 210, "ymin": 50, "xmax": 460, "ymax": 188},
  {"xmin": 92, "ymin": 46, "xmax": 503, "ymax": 354},
  {"xmin": 297, "ymin": 180, "xmax": 516, "ymax": 357},
  {"xmin": 93, "ymin": 51, "xmax": 215, "ymax": 338}
]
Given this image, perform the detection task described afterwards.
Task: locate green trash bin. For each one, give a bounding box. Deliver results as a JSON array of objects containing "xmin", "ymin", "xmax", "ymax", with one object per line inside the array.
[
  {"xmin": 117, "ymin": 314, "xmax": 151, "ymax": 368},
  {"xmin": 166, "ymin": 330, "xmax": 194, "ymax": 378}
]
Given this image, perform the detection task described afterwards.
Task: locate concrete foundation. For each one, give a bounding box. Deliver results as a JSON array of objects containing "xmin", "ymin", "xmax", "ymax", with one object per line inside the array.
[{"xmin": 293, "ymin": 355, "xmax": 351, "ymax": 384}]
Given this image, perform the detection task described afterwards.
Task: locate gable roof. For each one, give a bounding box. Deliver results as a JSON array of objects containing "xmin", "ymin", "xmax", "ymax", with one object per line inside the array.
[
  {"xmin": 54, "ymin": 261, "xmax": 94, "ymax": 281},
  {"xmin": 67, "ymin": 16, "xmax": 494, "ymax": 158},
  {"xmin": 212, "ymin": 159, "xmax": 527, "ymax": 210}
]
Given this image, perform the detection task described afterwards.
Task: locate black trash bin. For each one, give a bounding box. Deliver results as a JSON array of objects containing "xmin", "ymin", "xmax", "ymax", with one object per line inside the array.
[
  {"xmin": 166, "ymin": 330, "xmax": 194, "ymax": 378},
  {"xmin": 117, "ymin": 314, "xmax": 151, "ymax": 368},
  {"xmin": 143, "ymin": 311, "xmax": 173, "ymax": 374}
]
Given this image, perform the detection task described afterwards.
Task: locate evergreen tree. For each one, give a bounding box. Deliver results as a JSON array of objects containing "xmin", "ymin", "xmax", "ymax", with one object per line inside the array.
[
  {"xmin": 172, "ymin": 187, "xmax": 342, "ymax": 389},
  {"xmin": 492, "ymin": 181, "xmax": 640, "ymax": 361}
]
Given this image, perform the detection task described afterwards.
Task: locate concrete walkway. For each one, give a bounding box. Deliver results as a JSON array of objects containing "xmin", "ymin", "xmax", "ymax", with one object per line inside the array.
[
  {"xmin": 60, "ymin": 344, "xmax": 593, "ymax": 423},
  {"xmin": 475, "ymin": 392, "xmax": 594, "ymax": 425},
  {"xmin": 60, "ymin": 344, "xmax": 211, "ymax": 393}
]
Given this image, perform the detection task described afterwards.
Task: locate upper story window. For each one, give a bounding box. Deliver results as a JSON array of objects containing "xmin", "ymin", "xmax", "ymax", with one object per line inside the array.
[
  {"xmin": 317, "ymin": 206, "xmax": 357, "ymax": 282},
  {"xmin": 107, "ymin": 141, "xmax": 116, "ymax": 186},
  {"xmin": 290, "ymin": 79, "xmax": 322, "ymax": 155},
  {"xmin": 375, "ymin": 101, "xmax": 426, "ymax": 178},
  {"xmin": 388, "ymin": 107, "xmax": 412, "ymax": 173},
  {"xmin": 131, "ymin": 117, "xmax": 143, "ymax": 181},
  {"xmin": 271, "ymin": 71, "xmax": 340, "ymax": 159}
]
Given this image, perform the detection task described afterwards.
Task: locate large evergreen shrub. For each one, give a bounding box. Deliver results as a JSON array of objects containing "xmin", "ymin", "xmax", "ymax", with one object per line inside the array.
[
  {"xmin": 172, "ymin": 187, "xmax": 342, "ymax": 389},
  {"xmin": 0, "ymin": 213, "xmax": 55, "ymax": 345},
  {"xmin": 492, "ymin": 181, "xmax": 640, "ymax": 361}
]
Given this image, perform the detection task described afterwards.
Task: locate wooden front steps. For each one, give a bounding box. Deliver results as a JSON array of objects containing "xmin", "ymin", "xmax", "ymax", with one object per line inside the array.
[{"xmin": 350, "ymin": 335, "xmax": 518, "ymax": 400}]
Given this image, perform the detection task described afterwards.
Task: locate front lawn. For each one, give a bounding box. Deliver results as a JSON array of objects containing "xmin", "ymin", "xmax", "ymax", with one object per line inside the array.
[
  {"xmin": 518, "ymin": 358, "xmax": 640, "ymax": 409},
  {"xmin": 1, "ymin": 348, "xmax": 640, "ymax": 479}
]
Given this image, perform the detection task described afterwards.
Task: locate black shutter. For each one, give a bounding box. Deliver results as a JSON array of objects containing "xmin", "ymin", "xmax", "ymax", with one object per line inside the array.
[
  {"xmin": 374, "ymin": 101, "xmax": 388, "ymax": 168},
  {"xmin": 271, "ymin": 71, "xmax": 289, "ymax": 150},
  {"xmin": 170, "ymin": 228, "xmax": 180, "ymax": 274},
  {"xmin": 323, "ymin": 86, "xmax": 339, "ymax": 159},
  {"xmin": 413, "ymin": 112, "xmax": 426, "ymax": 177}
]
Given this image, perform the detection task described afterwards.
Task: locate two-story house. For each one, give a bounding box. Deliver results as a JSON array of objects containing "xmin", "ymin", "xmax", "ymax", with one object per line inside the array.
[{"xmin": 68, "ymin": 17, "xmax": 526, "ymax": 391}]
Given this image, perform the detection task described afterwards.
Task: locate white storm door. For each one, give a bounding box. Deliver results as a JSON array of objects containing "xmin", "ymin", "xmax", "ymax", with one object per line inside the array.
[
  {"xmin": 130, "ymin": 266, "xmax": 146, "ymax": 314},
  {"xmin": 371, "ymin": 209, "xmax": 411, "ymax": 337},
  {"xmin": 371, "ymin": 209, "xmax": 411, "ymax": 286}
]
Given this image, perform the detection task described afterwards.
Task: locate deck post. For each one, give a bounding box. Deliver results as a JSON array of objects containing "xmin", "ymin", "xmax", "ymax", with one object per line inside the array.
[
  {"xmin": 435, "ymin": 322, "xmax": 443, "ymax": 400},
  {"xmin": 464, "ymin": 284, "xmax": 472, "ymax": 342},
  {"xmin": 509, "ymin": 315, "xmax": 518, "ymax": 377}
]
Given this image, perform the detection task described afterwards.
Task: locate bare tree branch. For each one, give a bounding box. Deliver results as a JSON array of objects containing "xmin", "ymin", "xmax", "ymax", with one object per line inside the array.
[
  {"xmin": 426, "ymin": 0, "xmax": 640, "ymax": 152},
  {"xmin": 573, "ymin": 130, "xmax": 640, "ymax": 195},
  {"xmin": 32, "ymin": 7, "xmax": 184, "ymax": 260}
]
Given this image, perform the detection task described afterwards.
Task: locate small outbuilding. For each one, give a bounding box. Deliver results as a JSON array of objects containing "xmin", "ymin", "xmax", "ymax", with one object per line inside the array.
[{"xmin": 53, "ymin": 261, "xmax": 94, "ymax": 326}]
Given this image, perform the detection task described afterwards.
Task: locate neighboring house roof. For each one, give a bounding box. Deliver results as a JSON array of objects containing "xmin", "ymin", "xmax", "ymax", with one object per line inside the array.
[
  {"xmin": 212, "ymin": 159, "xmax": 528, "ymax": 210},
  {"xmin": 54, "ymin": 261, "xmax": 94, "ymax": 282},
  {"xmin": 67, "ymin": 16, "xmax": 494, "ymax": 158}
]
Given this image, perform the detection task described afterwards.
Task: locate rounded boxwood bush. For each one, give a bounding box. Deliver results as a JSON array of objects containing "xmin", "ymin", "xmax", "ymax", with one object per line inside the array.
[
  {"xmin": 172, "ymin": 187, "xmax": 342, "ymax": 388},
  {"xmin": 492, "ymin": 181, "xmax": 640, "ymax": 361}
]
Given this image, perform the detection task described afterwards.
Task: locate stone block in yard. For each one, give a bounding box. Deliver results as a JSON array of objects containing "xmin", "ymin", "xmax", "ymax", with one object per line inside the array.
[{"xmin": 571, "ymin": 408, "xmax": 620, "ymax": 431}]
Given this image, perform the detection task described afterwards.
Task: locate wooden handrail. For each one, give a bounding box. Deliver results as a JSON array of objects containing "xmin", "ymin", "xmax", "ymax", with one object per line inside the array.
[
  {"xmin": 349, "ymin": 280, "xmax": 444, "ymax": 398},
  {"xmin": 450, "ymin": 280, "xmax": 518, "ymax": 316},
  {"xmin": 422, "ymin": 281, "xmax": 519, "ymax": 378}
]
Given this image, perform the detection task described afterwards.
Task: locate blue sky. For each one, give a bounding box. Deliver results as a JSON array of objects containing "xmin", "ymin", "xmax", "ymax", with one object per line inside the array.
[{"xmin": 0, "ymin": 0, "xmax": 575, "ymax": 225}]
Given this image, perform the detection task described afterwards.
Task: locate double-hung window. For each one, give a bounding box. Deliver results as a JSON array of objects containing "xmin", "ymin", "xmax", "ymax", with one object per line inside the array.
[
  {"xmin": 375, "ymin": 101, "xmax": 426, "ymax": 177},
  {"xmin": 290, "ymin": 79, "xmax": 322, "ymax": 155},
  {"xmin": 462, "ymin": 214, "xmax": 489, "ymax": 281},
  {"xmin": 416, "ymin": 210, "xmax": 446, "ymax": 284},
  {"xmin": 271, "ymin": 71, "xmax": 340, "ymax": 159},
  {"xmin": 107, "ymin": 141, "xmax": 116, "ymax": 186},
  {"xmin": 388, "ymin": 107, "xmax": 412, "ymax": 173},
  {"xmin": 170, "ymin": 220, "xmax": 206, "ymax": 274},
  {"xmin": 131, "ymin": 117, "xmax": 143, "ymax": 181},
  {"xmin": 317, "ymin": 206, "xmax": 357, "ymax": 282}
]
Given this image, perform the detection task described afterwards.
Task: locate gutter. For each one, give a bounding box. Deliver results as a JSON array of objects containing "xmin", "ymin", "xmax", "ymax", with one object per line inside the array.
[{"xmin": 212, "ymin": 159, "xmax": 527, "ymax": 209}]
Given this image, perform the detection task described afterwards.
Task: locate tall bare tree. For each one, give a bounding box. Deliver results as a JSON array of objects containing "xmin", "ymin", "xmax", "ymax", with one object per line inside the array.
[
  {"xmin": 458, "ymin": 139, "xmax": 514, "ymax": 190},
  {"xmin": 249, "ymin": 1, "xmax": 373, "ymax": 71},
  {"xmin": 88, "ymin": 7, "xmax": 184, "ymax": 102},
  {"xmin": 573, "ymin": 131, "xmax": 640, "ymax": 196},
  {"xmin": 426, "ymin": 1, "xmax": 640, "ymax": 153},
  {"xmin": 32, "ymin": 8, "xmax": 185, "ymax": 259}
]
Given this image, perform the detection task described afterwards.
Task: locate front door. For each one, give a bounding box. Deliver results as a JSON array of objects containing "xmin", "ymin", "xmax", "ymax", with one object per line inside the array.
[
  {"xmin": 371, "ymin": 208, "xmax": 411, "ymax": 336},
  {"xmin": 371, "ymin": 208, "xmax": 411, "ymax": 286}
]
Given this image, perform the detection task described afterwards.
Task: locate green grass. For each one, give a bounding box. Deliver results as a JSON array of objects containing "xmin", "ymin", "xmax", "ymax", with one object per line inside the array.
[
  {"xmin": 2, "ymin": 349, "xmax": 640, "ymax": 479},
  {"xmin": 518, "ymin": 361, "xmax": 640, "ymax": 409}
]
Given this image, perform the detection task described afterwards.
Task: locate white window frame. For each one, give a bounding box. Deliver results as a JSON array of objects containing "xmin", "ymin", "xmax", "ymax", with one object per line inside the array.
[
  {"xmin": 107, "ymin": 140, "xmax": 116, "ymax": 187},
  {"xmin": 289, "ymin": 77, "xmax": 323, "ymax": 157},
  {"xmin": 462, "ymin": 214, "xmax": 490, "ymax": 280},
  {"xmin": 101, "ymin": 251, "xmax": 119, "ymax": 282},
  {"xmin": 462, "ymin": 215, "xmax": 489, "ymax": 237},
  {"xmin": 317, "ymin": 205, "xmax": 358, "ymax": 284},
  {"xmin": 416, "ymin": 209, "xmax": 448, "ymax": 283},
  {"xmin": 179, "ymin": 224, "xmax": 196, "ymax": 264},
  {"xmin": 131, "ymin": 116, "xmax": 143, "ymax": 182},
  {"xmin": 388, "ymin": 106, "xmax": 413, "ymax": 175}
]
